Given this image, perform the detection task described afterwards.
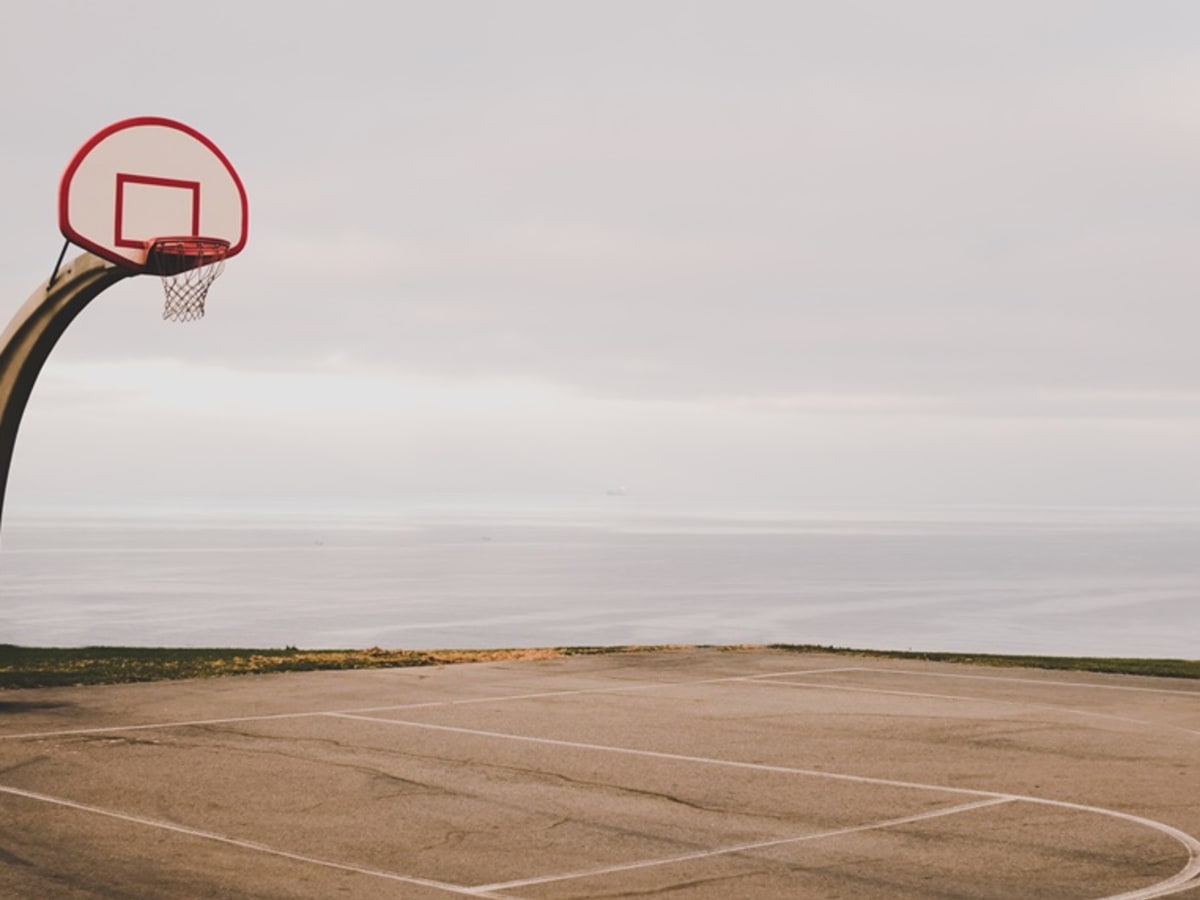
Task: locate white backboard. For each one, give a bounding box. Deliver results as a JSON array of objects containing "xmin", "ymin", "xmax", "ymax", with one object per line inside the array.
[{"xmin": 59, "ymin": 117, "xmax": 248, "ymax": 270}]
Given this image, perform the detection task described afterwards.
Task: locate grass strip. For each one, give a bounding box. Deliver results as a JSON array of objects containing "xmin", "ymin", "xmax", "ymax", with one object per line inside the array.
[
  {"xmin": 0, "ymin": 644, "xmax": 676, "ymax": 689},
  {"xmin": 0, "ymin": 643, "xmax": 1196, "ymax": 689}
]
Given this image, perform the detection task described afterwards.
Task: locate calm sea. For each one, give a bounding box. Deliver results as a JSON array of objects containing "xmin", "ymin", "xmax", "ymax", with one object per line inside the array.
[{"xmin": 2, "ymin": 495, "xmax": 1198, "ymax": 658}]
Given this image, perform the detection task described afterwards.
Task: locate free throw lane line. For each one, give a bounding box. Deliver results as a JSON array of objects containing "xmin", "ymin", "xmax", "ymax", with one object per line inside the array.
[
  {"xmin": 326, "ymin": 712, "xmax": 1200, "ymax": 900},
  {"xmin": 473, "ymin": 798, "xmax": 1013, "ymax": 891}
]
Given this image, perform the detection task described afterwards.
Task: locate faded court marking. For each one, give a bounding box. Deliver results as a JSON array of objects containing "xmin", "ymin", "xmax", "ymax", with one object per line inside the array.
[
  {"xmin": 325, "ymin": 713, "xmax": 1200, "ymax": 899},
  {"xmin": 755, "ymin": 666, "xmax": 1200, "ymax": 698},
  {"xmin": 0, "ymin": 667, "xmax": 864, "ymax": 742},
  {"xmin": 747, "ymin": 671, "xmax": 1200, "ymax": 739},
  {"xmin": 0, "ymin": 784, "xmax": 509, "ymax": 898},
  {"xmin": 3, "ymin": 662, "xmax": 1199, "ymax": 897},
  {"xmin": 473, "ymin": 798, "xmax": 1013, "ymax": 892}
]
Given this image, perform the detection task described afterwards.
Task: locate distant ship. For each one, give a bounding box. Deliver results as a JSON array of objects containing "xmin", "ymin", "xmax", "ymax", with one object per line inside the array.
[{"xmin": 606, "ymin": 486, "xmax": 628, "ymax": 496}]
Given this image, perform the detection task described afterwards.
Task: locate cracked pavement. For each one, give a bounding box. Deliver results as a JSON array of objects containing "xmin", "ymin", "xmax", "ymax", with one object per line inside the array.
[{"xmin": 0, "ymin": 648, "xmax": 1198, "ymax": 898}]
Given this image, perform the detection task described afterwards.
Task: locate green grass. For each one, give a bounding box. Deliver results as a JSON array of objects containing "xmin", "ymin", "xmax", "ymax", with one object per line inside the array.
[
  {"xmin": 0, "ymin": 644, "xmax": 676, "ymax": 689},
  {"xmin": 0, "ymin": 643, "xmax": 1196, "ymax": 689}
]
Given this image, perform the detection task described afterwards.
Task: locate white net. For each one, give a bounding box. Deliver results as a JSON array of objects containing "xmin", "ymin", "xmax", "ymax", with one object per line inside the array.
[{"xmin": 146, "ymin": 238, "xmax": 229, "ymax": 323}]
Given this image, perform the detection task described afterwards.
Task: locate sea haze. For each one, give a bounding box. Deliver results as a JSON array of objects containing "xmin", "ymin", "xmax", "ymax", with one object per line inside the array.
[{"xmin": 1, "ymin": 495, "xmax": 1198, "ymax": 658}]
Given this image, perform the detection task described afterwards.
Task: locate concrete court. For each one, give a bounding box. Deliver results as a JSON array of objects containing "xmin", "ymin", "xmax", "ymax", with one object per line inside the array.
[{"xmin": 0, "ymin": 647, "xmax": 1198, "ymax": 899}]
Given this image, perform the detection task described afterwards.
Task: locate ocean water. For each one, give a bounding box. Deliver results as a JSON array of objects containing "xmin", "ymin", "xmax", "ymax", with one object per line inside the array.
[{"xmin": 2, "ymin": 495, "xmax": 1198, "ymax": 658}]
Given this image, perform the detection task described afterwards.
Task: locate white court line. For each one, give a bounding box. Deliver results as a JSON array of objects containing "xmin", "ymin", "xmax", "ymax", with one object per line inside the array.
[
  {"xmin": 472, "ymin": 798, "xmax": 1013, "ymax": 891},
  {"xmin": 760, "ymin": 666, "xmax": 1200, "ymax": 698},
  {"xmin": 1021, "ymin": 798, "xmax": 1200, "ymax": 900},
  {"xmin": 747, "ymin": 675, "xmax": 1200, "ymax": 738},
  {"xmin": 323, "ymin": 712, "xmax": 1200, "ymax": 900},
  {"xmin": 338, "ymin": 667, "xmax": 868, "ymax": 717},
  {"xmin": 0, "ymin": 667, "xmax": 864, "ymax": 742},
  {"xmin": 326, "ymin": 711, "xmax": 1003, "ymax": 798},
  {"xmin": 0, "ymin": 710, "xmax": 329, "ymax": 743},
  {"xmin": 0, "ymin": 783, "xmax": 510, "ymax": 898},
  {"xmin": 3, "ymin": 661, "xmax": 1195, "ymax": 749},
  {"xmin": 3, "ymin": 663, "xmax": 1199, "ymax": 898}
]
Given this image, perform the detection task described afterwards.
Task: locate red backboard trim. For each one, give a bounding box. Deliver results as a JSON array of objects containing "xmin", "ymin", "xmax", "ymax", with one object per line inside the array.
[{"xmin": 59, "ymin": 116, "xmax": 249, "ymax": 270}]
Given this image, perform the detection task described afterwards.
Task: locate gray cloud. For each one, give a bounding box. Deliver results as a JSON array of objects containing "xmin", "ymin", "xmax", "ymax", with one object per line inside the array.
[{"xmin": 4, "ymin": 1, "xmax": 1200, "ymax": 506}]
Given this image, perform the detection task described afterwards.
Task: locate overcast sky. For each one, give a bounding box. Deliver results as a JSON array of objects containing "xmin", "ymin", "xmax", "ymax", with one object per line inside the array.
[{"xmin": 3, "ymin": 1, "xmax": 1200, "ymax": 511}]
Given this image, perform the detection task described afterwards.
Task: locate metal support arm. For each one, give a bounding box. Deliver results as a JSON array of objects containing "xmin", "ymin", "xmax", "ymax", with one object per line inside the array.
[{"xmin": 0, "ymin": 252, "xmax": 131, "ymax": 529}]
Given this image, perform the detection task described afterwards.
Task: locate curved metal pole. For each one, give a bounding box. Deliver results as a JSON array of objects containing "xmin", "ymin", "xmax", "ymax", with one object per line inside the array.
[{"xmin": 0, "ymin": 252, "xmax": 132, "ymax": 530}]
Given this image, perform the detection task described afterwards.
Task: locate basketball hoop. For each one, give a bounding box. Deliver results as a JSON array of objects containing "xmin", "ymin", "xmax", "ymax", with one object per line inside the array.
[
  {"xmin": 58, "ymin": 118, "xmax": 248, "ymax": 321},
  {"xmin": 144, "ymin": 237, "xmax": 230, "ymax": 322}
]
